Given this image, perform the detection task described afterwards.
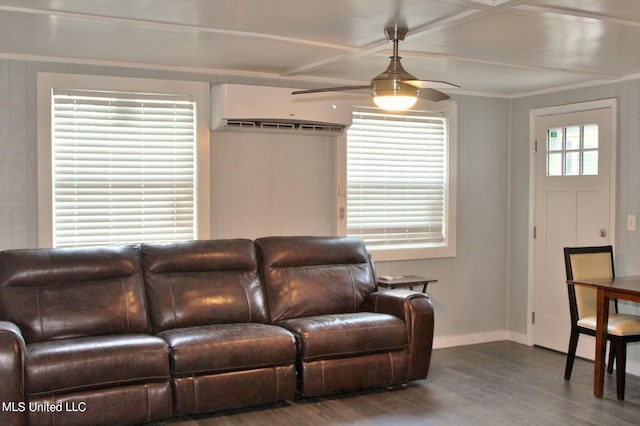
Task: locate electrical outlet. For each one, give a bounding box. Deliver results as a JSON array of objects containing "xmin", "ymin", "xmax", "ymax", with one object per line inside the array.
[{"xmin": 628, "ymin": 215, "xmax": 636, "ymax": 232}]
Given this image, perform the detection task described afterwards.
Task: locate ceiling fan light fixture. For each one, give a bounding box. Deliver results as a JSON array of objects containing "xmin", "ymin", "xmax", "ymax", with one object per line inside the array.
[
  {"xmin": 373, "ymin": 95, "xmax": 417, "ymax": 111},
  {"xmin": 372, "ymin": 80, "xmax": 418, "ymax": 111}
]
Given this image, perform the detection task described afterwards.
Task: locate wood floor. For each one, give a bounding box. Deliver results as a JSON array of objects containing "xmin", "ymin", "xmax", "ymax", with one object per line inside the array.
[{"xmin": 161, "ymin": 341, "xmax": 640, "ymax": 425}]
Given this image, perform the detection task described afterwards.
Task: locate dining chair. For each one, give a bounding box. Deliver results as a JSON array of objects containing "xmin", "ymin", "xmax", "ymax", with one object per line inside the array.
[{"xmin": 564, "ymin": 245, "xmax": 640, "ymax": 400}]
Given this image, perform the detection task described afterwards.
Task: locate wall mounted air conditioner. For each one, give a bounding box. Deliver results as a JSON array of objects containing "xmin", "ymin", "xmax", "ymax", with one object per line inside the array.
[{"xmin": 210, "ymin": 84, "xmax": 352, "ymax": 134}]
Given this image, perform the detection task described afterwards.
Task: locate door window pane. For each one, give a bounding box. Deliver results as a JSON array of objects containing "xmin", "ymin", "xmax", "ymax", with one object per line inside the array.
[
  {"xmin": 548, "ymin": 128, "xmax": 563, "ymax": 151},
  {"xmin": 565, "ymin": 126, "xmax": 581, "ymax": 150},
  {"xmin": 582, "ymin": 150, "xmax": 599, "ymax": 175},
  {"xmin": 546, "ymin": 124, "xmax": 598, "ymax": 177},
  {"xmin": 565, "ymin": 152, "xmax": 580, "ymax": 175},
  {"xmin": 547, "ymin": 152, "xmax": 563, "ymax": 176},
  {"xmin": 583, "ymin": 124, "xmax": 599, "ymax": 149}
]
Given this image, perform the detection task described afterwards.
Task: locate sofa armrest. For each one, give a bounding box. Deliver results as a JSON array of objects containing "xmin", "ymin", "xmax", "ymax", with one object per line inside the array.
[
  {"xmin": 0, "ymin": 321, "xmax": 26, "ymax": 426},
  {"xmin": 362, "ymin": 290, "xmax": 434, "ymax": 381}
]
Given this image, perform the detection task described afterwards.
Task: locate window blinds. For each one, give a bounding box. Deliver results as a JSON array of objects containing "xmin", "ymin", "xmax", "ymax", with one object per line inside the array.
[
  {"xmin": 346, "ymin": 108, "xmax": 447, "ymax": 249},
  {"xmin": 51, "ymin": 90, "xmax": 197, "ymax": 247}
]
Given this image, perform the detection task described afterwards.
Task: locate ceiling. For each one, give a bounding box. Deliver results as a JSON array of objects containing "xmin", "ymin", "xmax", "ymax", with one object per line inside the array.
[{"xmin": 1, "ymin": 0, "xmax": 639, "ymax": 98}]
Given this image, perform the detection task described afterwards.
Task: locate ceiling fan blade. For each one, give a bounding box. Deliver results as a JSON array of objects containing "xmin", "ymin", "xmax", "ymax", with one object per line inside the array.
[
  {"xmin": 292, "ymin": 27, "xmax": 460, "ymax": 107},
  {"xmin": 418, "ymin": 88, "xmax": 450, "ymax": 102},
  {"xmin": 404, "ymin": 80, "xmax": 461, "ymax": 90},
  {"xmin": 292, "ymin": 85, "xmax": 371, "ymax": 95}
]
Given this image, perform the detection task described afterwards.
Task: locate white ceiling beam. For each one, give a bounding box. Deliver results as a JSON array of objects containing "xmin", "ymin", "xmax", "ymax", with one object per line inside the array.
[
  {"xmin": 0, "ymin": 5, "xmax": 358, "ymax": 53},
  {"xmin": 280, "ymin": 0, "xmax": 535, "ymax": 77},
  {"xmin": 516, "ymin": 4, "xmax": 640, "ymax": 29},
  {"xmin": 280, "ymin": 8, "xmax": 484, "ymax": 77},
  {"xmin": 0, "ymin": 51, "xmax": 367, "ymax": 87},
  {"xmin": 397, "ymin": 49, "xmax": 623, "ymax": 80}
]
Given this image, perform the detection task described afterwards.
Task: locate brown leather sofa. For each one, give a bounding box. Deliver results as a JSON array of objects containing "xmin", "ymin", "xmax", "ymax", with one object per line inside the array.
[
  {"xmin": 0, "ymin": 236, "xmax": 434, "ymax": 425},
  {"xmin": 255, "ymin": 236, "xmax": 434, "ymax": 397}
]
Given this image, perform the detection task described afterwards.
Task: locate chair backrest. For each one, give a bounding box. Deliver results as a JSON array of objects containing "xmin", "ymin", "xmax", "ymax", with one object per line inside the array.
[
  {"xmin": 0, "ymin": 244, "xmax": 150, "ymax": 343},
  {"xmin": 141, "ymin": 239, "xmax": 269, "ymax": 333},
  {"xmin": 563, "ymin": 245, "xmax": 614, "ymax": 321},
  {"xmin": 255, "ymin": 236, "xmax": 376, "ymax": 322}
]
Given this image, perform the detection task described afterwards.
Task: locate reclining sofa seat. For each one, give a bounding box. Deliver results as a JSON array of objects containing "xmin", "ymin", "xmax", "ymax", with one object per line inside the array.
[
  {"xmin": 0, "ymin": 245, "xmax": 172, "ymax": 426},
  {"xmin": 255, "ymin": 236, "xmax": 435, "ymax": 397},
  {"xmin": 140, "ymin": 239, "xmax": 297, "ymax": 415}
]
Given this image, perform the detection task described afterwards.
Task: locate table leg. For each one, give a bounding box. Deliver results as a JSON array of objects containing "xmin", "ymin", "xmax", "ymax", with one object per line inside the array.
[{"xmin": 594, "ymin": 288, "xmax": 609, "ymax": 397}]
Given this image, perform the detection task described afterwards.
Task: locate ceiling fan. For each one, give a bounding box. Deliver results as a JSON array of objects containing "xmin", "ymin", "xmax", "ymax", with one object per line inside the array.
[{"xmin": 292, "ymin": 26, "xmax": 460, "ymax": 111}]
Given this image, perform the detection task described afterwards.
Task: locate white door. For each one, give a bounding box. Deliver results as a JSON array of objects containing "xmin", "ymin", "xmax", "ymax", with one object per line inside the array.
[{"xmin": 532, "ymin": 101, "xmax": 616, "ymax": 356}]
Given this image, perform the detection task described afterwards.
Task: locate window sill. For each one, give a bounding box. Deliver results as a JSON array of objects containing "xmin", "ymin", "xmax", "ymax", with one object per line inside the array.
[{"xmin": 367, "ymin": 244, "xmax": 456, "ymax": 262}]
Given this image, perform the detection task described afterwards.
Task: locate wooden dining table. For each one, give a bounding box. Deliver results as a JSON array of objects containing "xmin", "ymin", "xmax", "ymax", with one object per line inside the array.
[{"xmin": 567, "ymin": 275, "xmax": 640, "ymax": 397}]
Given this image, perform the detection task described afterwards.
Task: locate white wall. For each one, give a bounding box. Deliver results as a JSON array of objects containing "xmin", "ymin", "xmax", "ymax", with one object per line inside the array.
[
  {"xmin": 0, "ymin": 58, "xmax": 511, "ymax": 345},
  {"xmin": 210, "ymin": 131, "xmax": 336, "ymax": 238},
  {"xmin": 0, "ymin": 60, "xmax": 37, "ymax": 248}
]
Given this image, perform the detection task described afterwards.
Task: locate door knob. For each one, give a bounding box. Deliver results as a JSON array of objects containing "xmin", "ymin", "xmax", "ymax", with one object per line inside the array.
[{"xmin": 600, "ymin": 229, "xmax": 607, "ymax": 238}]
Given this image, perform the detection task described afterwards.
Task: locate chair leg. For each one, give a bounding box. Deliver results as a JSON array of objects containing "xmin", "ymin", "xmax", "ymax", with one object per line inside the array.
[
  {"xmin": 565, "ymin": 329, "xmax": 579, "ymax": 380},
  {"xmin": 607, "ymin": 341, "xmax": 615, "ymax": 374},
  {"xmin": 615, "ymin": 338, "xmax": 626, "ymax": 401}
]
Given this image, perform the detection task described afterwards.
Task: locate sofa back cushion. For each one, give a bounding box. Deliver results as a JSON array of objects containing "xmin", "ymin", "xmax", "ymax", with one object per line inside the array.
[
  {"xmin": 255, "ymin": 236, "xmax": 376, "ymax": 322},
  {"xmin": 0, "ymin": 245, "xmax": 149, "ymax": 343},
  {"xmin": 141, "ymin": 239, "xmax": 268, "ymax": 333}
]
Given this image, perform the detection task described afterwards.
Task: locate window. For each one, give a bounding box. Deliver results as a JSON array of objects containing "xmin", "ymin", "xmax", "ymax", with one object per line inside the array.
[
  {"xmin": 546, "ymin": 124, "xmax": 599, "ymax": 176},
  {"xmin": 339, "ymin": 104, "xmax": 456, "ymax": 261},
  {"xmin": 37, "ymin": 73, "xmax": 210, "ymax": 247}
]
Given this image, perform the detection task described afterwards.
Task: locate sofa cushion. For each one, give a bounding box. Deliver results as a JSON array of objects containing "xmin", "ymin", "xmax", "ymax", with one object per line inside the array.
[
  {"xmin": 158, "ymin": 323, "xmax": 296, "ymax": 375},
  {"xmin": 141, "ymin": 239, "xmax": 269, "ymax": 333},
  {"xmin": 255, "ymin": 237, "xmax": 376, "ymax": 322},
  {"xmin": 279, "ymin": 312, "xmax": 407, "ymax": 361},
  {"xmin": 25, "ymin": 334, "xmax": 170, "ymax": 396},
  {"xmin": 0, "ymin": 245, "xmax": 150, "ymax": 343}
]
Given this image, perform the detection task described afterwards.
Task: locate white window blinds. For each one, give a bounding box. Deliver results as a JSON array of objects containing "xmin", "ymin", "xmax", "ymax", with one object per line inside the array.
[
  {"xmin": 51, "ymin": 89, "xmax": 197, "ymax": 247},
  {"xmin": 346, "ymin": 108, "xmax": 448, "ymax": 250}
]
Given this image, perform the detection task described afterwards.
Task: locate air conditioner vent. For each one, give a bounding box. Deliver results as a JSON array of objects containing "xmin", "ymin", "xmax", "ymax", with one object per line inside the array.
[
  {"xmin": 224, "ymin": 120, "xmax": 257, "ymax": 129},
  {"xmin": 258, "ymin": 121, "xmax": 296, "ymax": 130},
  {"xmin": 299, "ymin": 123, "xmax": 346, "ymax": 132},
  {"xmin": 224, "ymin": 119, "xmax": 346, "ymax": 133}
]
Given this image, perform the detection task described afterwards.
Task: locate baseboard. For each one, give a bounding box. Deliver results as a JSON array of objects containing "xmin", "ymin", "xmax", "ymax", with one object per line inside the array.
[
  {"xmin": 626, "ymin": 360, "xmax": 640, "ymax": 377},
  {"xmin": 433, "ymin": 331, "xmax": 640, "ymax": 377},
  {"xmin": 433, "ymin": 330, "xmax": 528, "ymax": 349}
]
